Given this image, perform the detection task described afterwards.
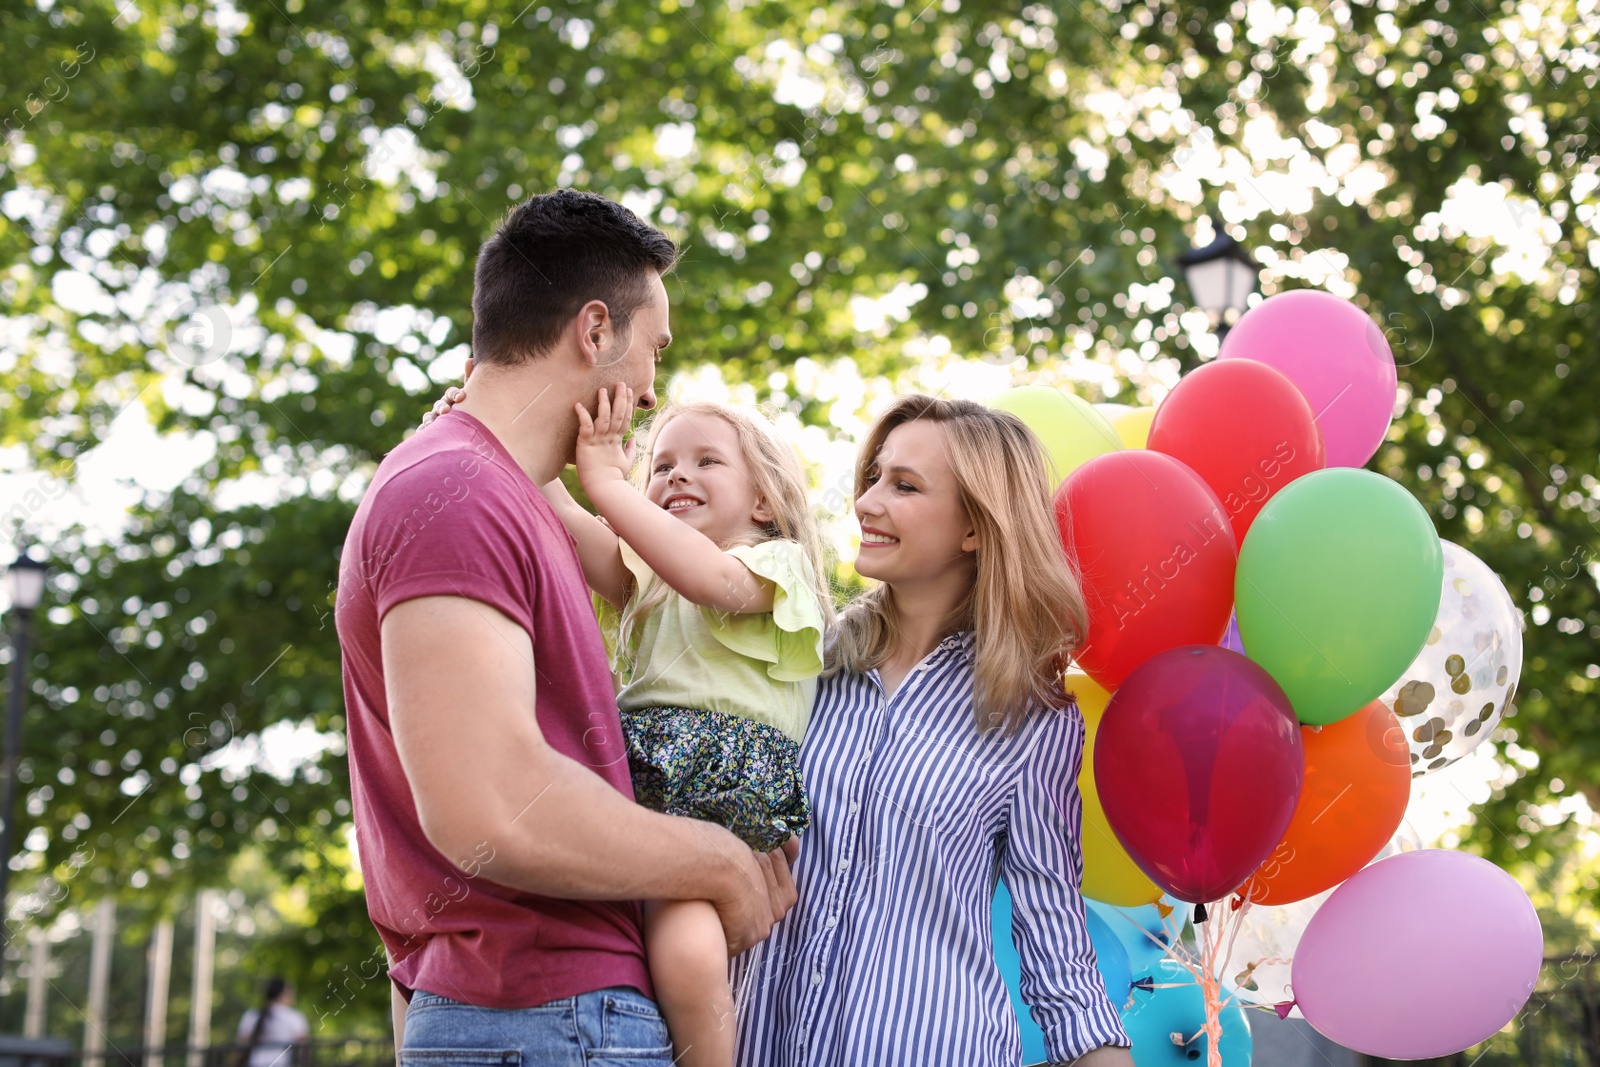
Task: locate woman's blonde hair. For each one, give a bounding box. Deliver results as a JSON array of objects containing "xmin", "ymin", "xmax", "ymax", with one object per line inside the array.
[
  {"xmin": 617, "ymin": 403, "xmax": 835, "ymax": 658},
  {"xmin": 826, "ymin": 394, "xmax": 1088, "ymax": 734}
]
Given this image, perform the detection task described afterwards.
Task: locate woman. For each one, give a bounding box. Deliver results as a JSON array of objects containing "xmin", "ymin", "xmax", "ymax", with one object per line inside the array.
[{"xmin": 735, "ymin": 395, "xmax": 1132, "ymax": 1066}]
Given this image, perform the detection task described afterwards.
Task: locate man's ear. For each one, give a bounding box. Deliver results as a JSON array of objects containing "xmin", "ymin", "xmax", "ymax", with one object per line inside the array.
[
  {"xmin": 574, "ymin": 300, "xmax": 612, "ymax": 368},
  {"xmin": 462, "ymin": 356, "xmax": 474, "ymax": 383}
]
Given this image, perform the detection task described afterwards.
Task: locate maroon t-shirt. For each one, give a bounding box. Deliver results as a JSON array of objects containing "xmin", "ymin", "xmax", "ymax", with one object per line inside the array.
[{"xmin": 335, "ymin": 409, "xmax": 649, "ymax": 1008}]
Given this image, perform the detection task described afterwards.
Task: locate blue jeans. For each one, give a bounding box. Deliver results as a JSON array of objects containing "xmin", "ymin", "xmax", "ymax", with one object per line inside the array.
[{"xmin": 400, "ymin": 987, "xmax": 673, "ymax": 1067}]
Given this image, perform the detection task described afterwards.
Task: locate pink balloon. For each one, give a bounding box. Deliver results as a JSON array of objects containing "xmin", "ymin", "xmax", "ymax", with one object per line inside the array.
[
  {"xmin": 1292, "ymin": 849, "xmax": 1543, "ymax": 1059},
  {"xmin": 1218, "ymin": 290, "xmax": 1396, "ymax": 468}
]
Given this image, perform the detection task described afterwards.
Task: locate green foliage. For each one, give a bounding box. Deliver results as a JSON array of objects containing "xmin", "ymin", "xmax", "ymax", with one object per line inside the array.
[{"xmin": 0, "ymin": 0, "xmax": 1595, "ymax": 1036}]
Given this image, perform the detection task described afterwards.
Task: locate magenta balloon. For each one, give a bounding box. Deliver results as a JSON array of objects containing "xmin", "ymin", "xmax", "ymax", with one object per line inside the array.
[
  {"xmin": 1218, "ymin": 290, "xmax": 1396, "ymax": 468},
  {"xmin": 1094, "ymin": 645, "xmax": 1304, "ymax": 903},
  {"xmin": 1292, "ymin": 850, "xmax": 1543, "ymax": 1058}
]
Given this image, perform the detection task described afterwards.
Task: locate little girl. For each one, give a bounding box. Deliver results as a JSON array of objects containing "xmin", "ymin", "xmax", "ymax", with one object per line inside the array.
[{"xmin": 546, "ymin": 384, "xmax": 831, "ymax": 1067}]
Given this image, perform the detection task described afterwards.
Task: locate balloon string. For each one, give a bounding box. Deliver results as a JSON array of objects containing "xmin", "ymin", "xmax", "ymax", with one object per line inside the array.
[
  {"xmin": 1199, "ymin": 904, "xmax": 1225, "ymax": 1067},
  {"xmin": 1134, "ymin": 895, "xmax": 1277, "ymax": 1065},
  {"xmin": 1102, "ymin": 905, "xmax": 1176, "ymax": 959}
]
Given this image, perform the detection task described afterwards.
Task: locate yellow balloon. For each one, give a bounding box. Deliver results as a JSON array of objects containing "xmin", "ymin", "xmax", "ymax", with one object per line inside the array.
[
  {"xmin": 1109, "ymin": 406, "xmax": 1157, "ymax": 449},
  {"xmin": 1067, "ymin": 671, "xmax": 1163, "ymax": 907},
  {"xmin": 991, "ymin": 387, "xmax": 1121, "ymax": 485}
]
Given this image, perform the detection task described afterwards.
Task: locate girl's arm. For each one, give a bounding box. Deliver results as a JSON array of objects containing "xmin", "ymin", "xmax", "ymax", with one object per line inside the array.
[
  {"xmin": 419, "ymin": 382, "xmax": 633, "ymax": 607},
  {"xmin": 539, "ymin": 477, "xmax": 632, "ymax": 609},
  {"xmin": 574, "ymin": 386, "xmax": 776, "ymax": 615},
  {"xmin": 1002, "ymin": 706, "xmax": 1133, "ymax": 1064}
]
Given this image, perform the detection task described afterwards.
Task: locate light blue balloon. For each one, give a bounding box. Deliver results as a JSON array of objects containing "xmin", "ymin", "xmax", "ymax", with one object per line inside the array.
[
  {"xmin": 1121, "ymin": 961, "xmax": 1253, "ymax": 1066},
  {"xmin": 1087, "ymin": 898, "xmax": 1181, "ymax": 975},
  {"xmin": 993, "ymin": 880, "xmax": 1133, "ymax": 1064}
]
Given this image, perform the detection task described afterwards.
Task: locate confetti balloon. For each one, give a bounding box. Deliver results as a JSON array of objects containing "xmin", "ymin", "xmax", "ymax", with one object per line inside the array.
[
  {"xmin": 1379, "ymin": 540, "xmax": 1523, "ymax": 776},
  {"xmin": 1218, "ymin": 828, "xmax": 1415, "ymax": 1016},
  {"xmin": 1220, "ymin": 887, "xmax": 1331, "ymax": 1018}
]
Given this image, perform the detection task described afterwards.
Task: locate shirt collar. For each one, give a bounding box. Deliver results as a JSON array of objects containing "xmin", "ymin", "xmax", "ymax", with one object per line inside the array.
[{"xmin": 930, "ymin": 630, "xmax": 975, "ymax": 664}]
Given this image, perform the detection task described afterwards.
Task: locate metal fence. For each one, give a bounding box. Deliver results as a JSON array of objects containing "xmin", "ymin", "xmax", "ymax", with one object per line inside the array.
[
  {"xmin": 1363, "ymin": 954, "xmax": 1600, "ymax": 1067},
  {"xmin": 0, "ymin": 1040, "xmax": 396, "ymax": 1067}
]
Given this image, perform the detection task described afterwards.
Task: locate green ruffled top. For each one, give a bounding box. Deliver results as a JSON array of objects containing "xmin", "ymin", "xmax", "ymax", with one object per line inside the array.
[{"xmin": 596, "ymin": 539, "xmax": 826, "ymax": 744}]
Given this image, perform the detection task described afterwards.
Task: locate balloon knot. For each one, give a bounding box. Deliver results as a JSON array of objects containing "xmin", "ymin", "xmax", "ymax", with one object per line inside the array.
[
  {"xmin": 1155, "ymin": 900, "xmax": 1176, "ymax": 919},
  {"xmin": 1193, "ymin": 902, "xmax": 1208, "ymax": 923},
  {"xmin": 1274, "ymin": 1000, "xmax": 1296, "ymax": 1020},
  {"xmin": 1132, "ymin": 978, "xmax": 1155, "ymax": 992}
]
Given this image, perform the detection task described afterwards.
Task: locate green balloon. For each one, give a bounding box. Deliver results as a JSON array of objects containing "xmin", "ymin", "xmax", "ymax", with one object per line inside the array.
[
  {"xmin": 990, "ymin": 385, "xmax": 1121, "ymax": 485},
  {"xmin": 1235, "ymin": 468, "xmax": 1443, "ymax": 725}
]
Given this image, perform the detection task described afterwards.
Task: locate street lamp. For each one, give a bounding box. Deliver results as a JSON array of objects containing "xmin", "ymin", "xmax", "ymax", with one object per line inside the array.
[
  {"xmin": 1178, "ymin": 218, "xmax": 1260, "ymax": 341},
  {"xmin": 1, "ymin": 552, "xmax": 47, "ymax": 959}
]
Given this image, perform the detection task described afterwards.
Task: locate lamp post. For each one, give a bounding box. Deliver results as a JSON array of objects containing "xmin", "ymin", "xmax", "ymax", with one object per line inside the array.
[
  {"xmin": 1, "ymin": 552, "xmax": 47, "ymax": 959},
  {"xmin": 1178, "ymin": 218, "xmax": 1260, "ymax": 342}
]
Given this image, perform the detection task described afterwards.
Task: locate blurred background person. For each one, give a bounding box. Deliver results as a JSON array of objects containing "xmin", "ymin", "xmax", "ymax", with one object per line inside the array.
[{"xmin": 235, "ymin": 977, "xmax": 309, "ymax": 1067}]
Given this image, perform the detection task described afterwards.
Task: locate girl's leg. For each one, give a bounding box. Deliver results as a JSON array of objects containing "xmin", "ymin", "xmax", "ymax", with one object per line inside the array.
[{"xmin": 644, "ymin": 898, "xmax": 736, "ymax": 1067}]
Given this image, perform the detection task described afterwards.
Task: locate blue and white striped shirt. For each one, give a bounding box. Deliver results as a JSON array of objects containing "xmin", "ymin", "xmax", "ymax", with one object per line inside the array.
[{"xmin": 735, "ymin": 631, "xmax": 1130, "ymax": 1066}]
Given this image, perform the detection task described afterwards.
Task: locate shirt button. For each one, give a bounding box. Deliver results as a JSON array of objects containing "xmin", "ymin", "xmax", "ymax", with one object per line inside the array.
[
  {"xmin": 825, "ymin": 914, "xmax": 837, "ymax": 928},
  {"xmin": 812, "ymin": 970, "xmax": 824, "ymax": 986},
  {"xmin": 848, "ymin": 800, "xmax": 859, "ymax": 814},
  {"xmin": 838, "ymin": 857, "xmax": 851, "ymax": 872}
]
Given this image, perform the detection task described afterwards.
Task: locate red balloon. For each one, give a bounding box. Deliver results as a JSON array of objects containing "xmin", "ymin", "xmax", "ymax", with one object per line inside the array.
[
  {"xmin": 1147, "ymin": 359, "xmax": 1326, "ymax": 547},
  {"xmin": 1095, "ymin": 645, "xmax": 1305, "ymax": 903},
  {"xmin": 1057, "ymin": 451, "xmax": 1237, "ymax": 690}
]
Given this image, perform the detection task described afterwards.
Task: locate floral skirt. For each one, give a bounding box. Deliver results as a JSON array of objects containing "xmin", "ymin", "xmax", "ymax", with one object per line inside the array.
[{"xmin": 620, "ymin": 705, "xmax": 810, "ymax": 853}]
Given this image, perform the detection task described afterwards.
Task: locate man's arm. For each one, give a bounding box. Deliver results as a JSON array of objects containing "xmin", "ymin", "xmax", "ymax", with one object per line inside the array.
[
  {"xmin": 383, "ymin": 594, "xmax": 793, "ymax": 954},
  {"xmin": 390, "ymin": 986, "xmax": 406, "ymax": 1056}
]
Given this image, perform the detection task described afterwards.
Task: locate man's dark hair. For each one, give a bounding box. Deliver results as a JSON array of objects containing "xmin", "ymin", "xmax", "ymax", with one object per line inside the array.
[{"xmin": 470, "ymin": 190, "xmax": 678, "ymax": 366}]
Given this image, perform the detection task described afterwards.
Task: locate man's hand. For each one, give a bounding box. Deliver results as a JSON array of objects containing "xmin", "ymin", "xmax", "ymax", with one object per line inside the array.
[
  {"xmin": 574, "ymin": 385, "xmax": 637, "ymax": 491},
  {"xmin": 710, "ymin": 833, "xmax": 801, "ymax": 957}
]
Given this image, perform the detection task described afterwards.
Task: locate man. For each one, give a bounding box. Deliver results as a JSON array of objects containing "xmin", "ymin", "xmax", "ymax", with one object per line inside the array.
[{"xmin": 336, "ymin": 191, "xmax": 796, "ymax": 1063}]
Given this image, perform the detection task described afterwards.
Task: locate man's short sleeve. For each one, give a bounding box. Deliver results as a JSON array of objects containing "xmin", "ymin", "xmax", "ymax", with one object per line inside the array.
[{"xmin": 356, "ymin": 451, "xmax": 540, "ymax": 632}]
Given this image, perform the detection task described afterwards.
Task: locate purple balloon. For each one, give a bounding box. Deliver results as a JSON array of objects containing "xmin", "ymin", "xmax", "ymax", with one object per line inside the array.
[
  {"xmin": 1292, "ymin": 849, "xmax": 1542, "ymax": 1058},
  {"xmin": 1221, "ymin": 613, "xmax": 1245, "ymax": 655},
  {"xmin": 1218, "ymin": 290, "xmax": 1396, "ymax": 469}
]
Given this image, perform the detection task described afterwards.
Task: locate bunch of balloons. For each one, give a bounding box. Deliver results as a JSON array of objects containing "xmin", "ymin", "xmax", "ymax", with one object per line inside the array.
[{"xmin": 990, "ymin": 289, "xmax": 1539, "ymax": 1063}]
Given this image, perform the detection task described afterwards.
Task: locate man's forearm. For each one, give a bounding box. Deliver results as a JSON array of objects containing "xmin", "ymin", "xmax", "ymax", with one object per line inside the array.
[{"xmin": 431, "ymin": 741, "xmax": 744, "ymax": 907}]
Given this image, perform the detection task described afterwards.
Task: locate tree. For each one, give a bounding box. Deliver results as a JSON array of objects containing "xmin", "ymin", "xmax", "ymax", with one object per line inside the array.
[{"xmin": 1, "ymin": 0, "xmax": 1594, "ymax": 1033}]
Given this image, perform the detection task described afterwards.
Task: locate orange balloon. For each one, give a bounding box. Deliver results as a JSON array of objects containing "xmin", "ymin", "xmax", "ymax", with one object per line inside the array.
[{"xmin": 1240, "ymin": 700, "xmax": 1411, "ymax": 905}]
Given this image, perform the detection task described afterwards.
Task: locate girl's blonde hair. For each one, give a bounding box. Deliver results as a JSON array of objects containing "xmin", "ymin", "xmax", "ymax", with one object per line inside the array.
[
  {"xmin": 826, "ymin": 394, "xmax": 1088, "ymax": 734},
  {"xmin": 618, "ymin": 403, "xmax": 835, "ymax": 658}
]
